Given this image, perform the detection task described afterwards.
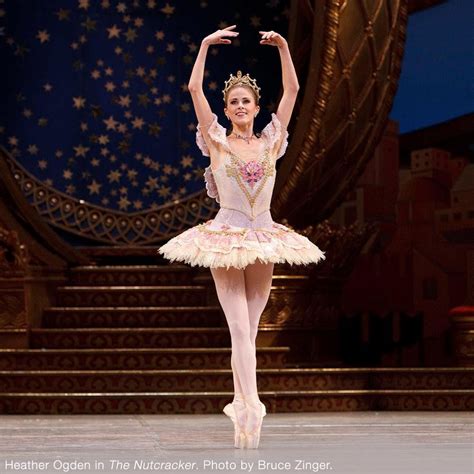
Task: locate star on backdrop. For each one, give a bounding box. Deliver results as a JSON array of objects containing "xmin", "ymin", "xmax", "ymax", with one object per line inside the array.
[{"xmin": 0, "ymin": 0, "xmax": 289, "ymax": 212}]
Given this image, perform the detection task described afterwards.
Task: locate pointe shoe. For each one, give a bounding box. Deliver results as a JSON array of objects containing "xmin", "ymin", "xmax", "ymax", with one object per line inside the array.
[
  {"xmin": 243, "ymin": 398, "xmax": 266, "ymax": 449},
  {"xmin": 223, "ymin": 397, "xmax": 247, "ymax": 448}
]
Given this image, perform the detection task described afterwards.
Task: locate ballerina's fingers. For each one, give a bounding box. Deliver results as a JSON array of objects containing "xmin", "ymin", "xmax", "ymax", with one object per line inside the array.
[
  {"xmin": 259, "ymin": 31, "xmax": 278, "ymax": 44},
  {"xmin": 220, "ymin": 30, "xmax": 239, "ymax": 43}
]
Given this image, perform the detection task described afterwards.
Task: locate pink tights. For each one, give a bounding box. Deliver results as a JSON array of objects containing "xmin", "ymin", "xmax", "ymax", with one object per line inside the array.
[{"xmin": 210, "ymin": 259, "xmax": 274, "ymax": 399}]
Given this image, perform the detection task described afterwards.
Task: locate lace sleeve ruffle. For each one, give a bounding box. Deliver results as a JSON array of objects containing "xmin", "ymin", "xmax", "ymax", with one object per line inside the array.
[
  {"xmin": 261, "ymin": 113, "xmax": 289, "ymax": 160},
  {"xmin": 203, "ymin": 165, "xmax": 220, "ymax": 203},
  {"xmin": 196, "ymin": 113, "xmax": 229, "ymax": 157}
]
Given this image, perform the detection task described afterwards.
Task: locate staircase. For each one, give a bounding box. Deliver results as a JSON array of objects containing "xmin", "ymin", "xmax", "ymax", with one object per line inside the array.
[{"xmin": 0, "ymin": 264, "xmax": 473, "ymax": 414}]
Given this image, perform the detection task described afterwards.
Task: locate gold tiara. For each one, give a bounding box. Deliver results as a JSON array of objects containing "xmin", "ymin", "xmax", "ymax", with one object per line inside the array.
[{"xmin": 222, "ymin": 70, "xmax": 261, "ymax": 102}]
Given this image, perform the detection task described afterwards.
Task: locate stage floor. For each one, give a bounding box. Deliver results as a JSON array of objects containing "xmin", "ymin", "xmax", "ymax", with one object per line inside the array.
[{"xmin": 1, "ymin": 412, "xmax": 472, "ymax": 474}]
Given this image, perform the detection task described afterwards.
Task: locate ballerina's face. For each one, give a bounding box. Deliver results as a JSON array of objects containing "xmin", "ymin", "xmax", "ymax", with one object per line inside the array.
[{"xmin": 224, "ymin": 85, "xmax": 260, "ymax": 127}]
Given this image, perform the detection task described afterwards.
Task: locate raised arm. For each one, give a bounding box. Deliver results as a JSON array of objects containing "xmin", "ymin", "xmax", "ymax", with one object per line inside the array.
[
  {"xmin": 188, "ymin": 26, "xmax": 239, "ymax": 134},
  {"xmin": 259, "ymin": 31, "xmax": 300, "ymax": 129}
]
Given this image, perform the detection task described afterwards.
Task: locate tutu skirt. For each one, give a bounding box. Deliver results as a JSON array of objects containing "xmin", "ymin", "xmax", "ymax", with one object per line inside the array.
[{"xmin": 158, "ymin": 208, "xmax": 326, "ymax": 270}]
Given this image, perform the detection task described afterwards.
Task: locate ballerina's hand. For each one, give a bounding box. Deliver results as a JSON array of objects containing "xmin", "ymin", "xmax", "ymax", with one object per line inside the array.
[
  {"xmin": 259, "ymin": 30, "xmax": 287, "ymax": 48},
  {"xmin": 202, "ymin": 25, "xmax": 239, "ymax": 46}
]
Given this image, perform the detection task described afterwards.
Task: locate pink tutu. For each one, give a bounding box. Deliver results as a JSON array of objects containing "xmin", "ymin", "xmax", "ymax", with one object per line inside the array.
[
  {"xmin": 158, "ymin": 113, "xmax": 326, "ymax": 270},
  {"xmin": 158, "ymin": 216, "xmax": 326, "ymax": 270}
]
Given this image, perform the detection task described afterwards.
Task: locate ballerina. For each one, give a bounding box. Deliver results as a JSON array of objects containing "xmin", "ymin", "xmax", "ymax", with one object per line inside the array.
[{"xmin": 158, "ymin": 25, "xmax": 326, "ymax": 449}]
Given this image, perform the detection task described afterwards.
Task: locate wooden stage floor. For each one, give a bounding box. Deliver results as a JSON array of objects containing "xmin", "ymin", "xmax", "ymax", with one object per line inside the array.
[{"xmin": 1, "ymin": 412, "xmax": 472, "ymax": 474}]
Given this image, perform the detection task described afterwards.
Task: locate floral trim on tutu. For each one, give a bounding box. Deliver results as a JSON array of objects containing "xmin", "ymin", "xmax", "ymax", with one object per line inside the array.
[{"xmin": 157, "ymin": 219, "xmax": 326, "ymax": 270}]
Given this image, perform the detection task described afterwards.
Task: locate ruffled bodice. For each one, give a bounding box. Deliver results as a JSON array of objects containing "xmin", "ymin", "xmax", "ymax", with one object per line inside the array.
[{"xmin": 196, "ymin": 113, "xmax": 289, "ymax": 209}]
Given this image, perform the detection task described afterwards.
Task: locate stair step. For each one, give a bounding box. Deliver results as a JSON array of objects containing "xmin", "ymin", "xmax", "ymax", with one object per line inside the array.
[
  {"xmin": 30, "ymin": 327, "xmax": 230, "ymax": 348},
  {"xmin": 55, "ymin": 286, "xmax": 208, "ymax": 307},
  {"xmin": 70, "ymin": 265, "xmax": 195, "ymax": 285},
  {"xmin": 42, "ymin": 306, "xmax": 223, "ymax": 328},
  {"xmin": 0, "ymin": 347, "xmax": 289, "ymax": 370},
  {"xmin": 1, "ymin": 389, "xmax": 472, "ymax": 414},
  {"xmin": 1, "ymin": 368, "xmax": 473, "ymax": 393}
]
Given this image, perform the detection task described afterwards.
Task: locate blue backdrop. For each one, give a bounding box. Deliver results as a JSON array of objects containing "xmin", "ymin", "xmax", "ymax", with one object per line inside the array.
[{"xmin": 0, "ymin": 0, "xmax": 288, "ymax": 212}]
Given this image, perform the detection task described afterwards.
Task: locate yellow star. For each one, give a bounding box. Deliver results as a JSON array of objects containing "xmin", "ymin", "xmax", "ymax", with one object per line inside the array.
[
  {"xmin": 128, "ymin": 169, "xmax": 138, "ymax": 180},
  {"xmin": 117, "ymin": 2, "xmax": 127, "ymax": 13},
  {"xmin": 27, "ymin": 144, "xmax": 39, "ymax": 155},
  {"xmin": 81, "ymin": 17, "xmax": 97, "ymax": 31},
  {"xmin": 78, "ymin": 0, "xmax": 89, "ymax": 11},
  {"xmin": 63, "ymin": 170, "xmax": 73, "ymax": 180},
  {"xmin": 118, "ymin": 196, "xmax": 131, "ymax": 210},
  {"xmin": 36, "ymin": 30, "xmax": 50, "ymax": 44},
  {"xmin": 56, "ymin": 9, "xmax": 71, "ymax": 21},
  {"xmin": 148, "ymin": 122, "xmax": 161, "ymax": 137},
  {"xmin": 73, "ymin": 96, "xmax": 86, "ymax": 109},
  {"xmin": 181, "ymin": 155, "xmax": 194, "ymax": 168},
  {"xmin": 91, "ymin": 105, "xmax": 102, "ymax": 118},
  {"xmin": 132, "ymin": 117, "xmax": 145, "ymax": 129},
  {"xmin": 124, "ymin": 27, "xmax": 137, "ymax": 43},
  {"xmin": 107, "ymin": 24, "xmax": 121, "ymax": 39},
  {"xmin": 103, "ymin": 115, "xmax": 118, "ymax": 130},
  {"xmin": 118, "ymin": 140, "xmax": 130, "ymax": 153},
  {"xmin": 87, "ymin": 180, "xmax": 102, "ymax": 195},
  {"xmin": 138, "ymin": 93, "xmax": 150, "ymax": 107},
  {"xmin": 161, "ymin": 3, "xmax": 175, "ymax": 16},
  {"xmin": 107, "ymin": 170, "xmax": 121, "ymax": 183},
  {"xmin": 74, "ymin": 144, "xmax": 90, "ymax": 157},
  {"xmin": 117, "ymin": 95, "xmax": 131, "ymax": 107},
  {"xmin": 117, "ymin": 123, "xmax": 128, "ymax": 133},
  {"xmin": 158, "ymin": 186, "xmax": 171, "ymax": 198}
]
